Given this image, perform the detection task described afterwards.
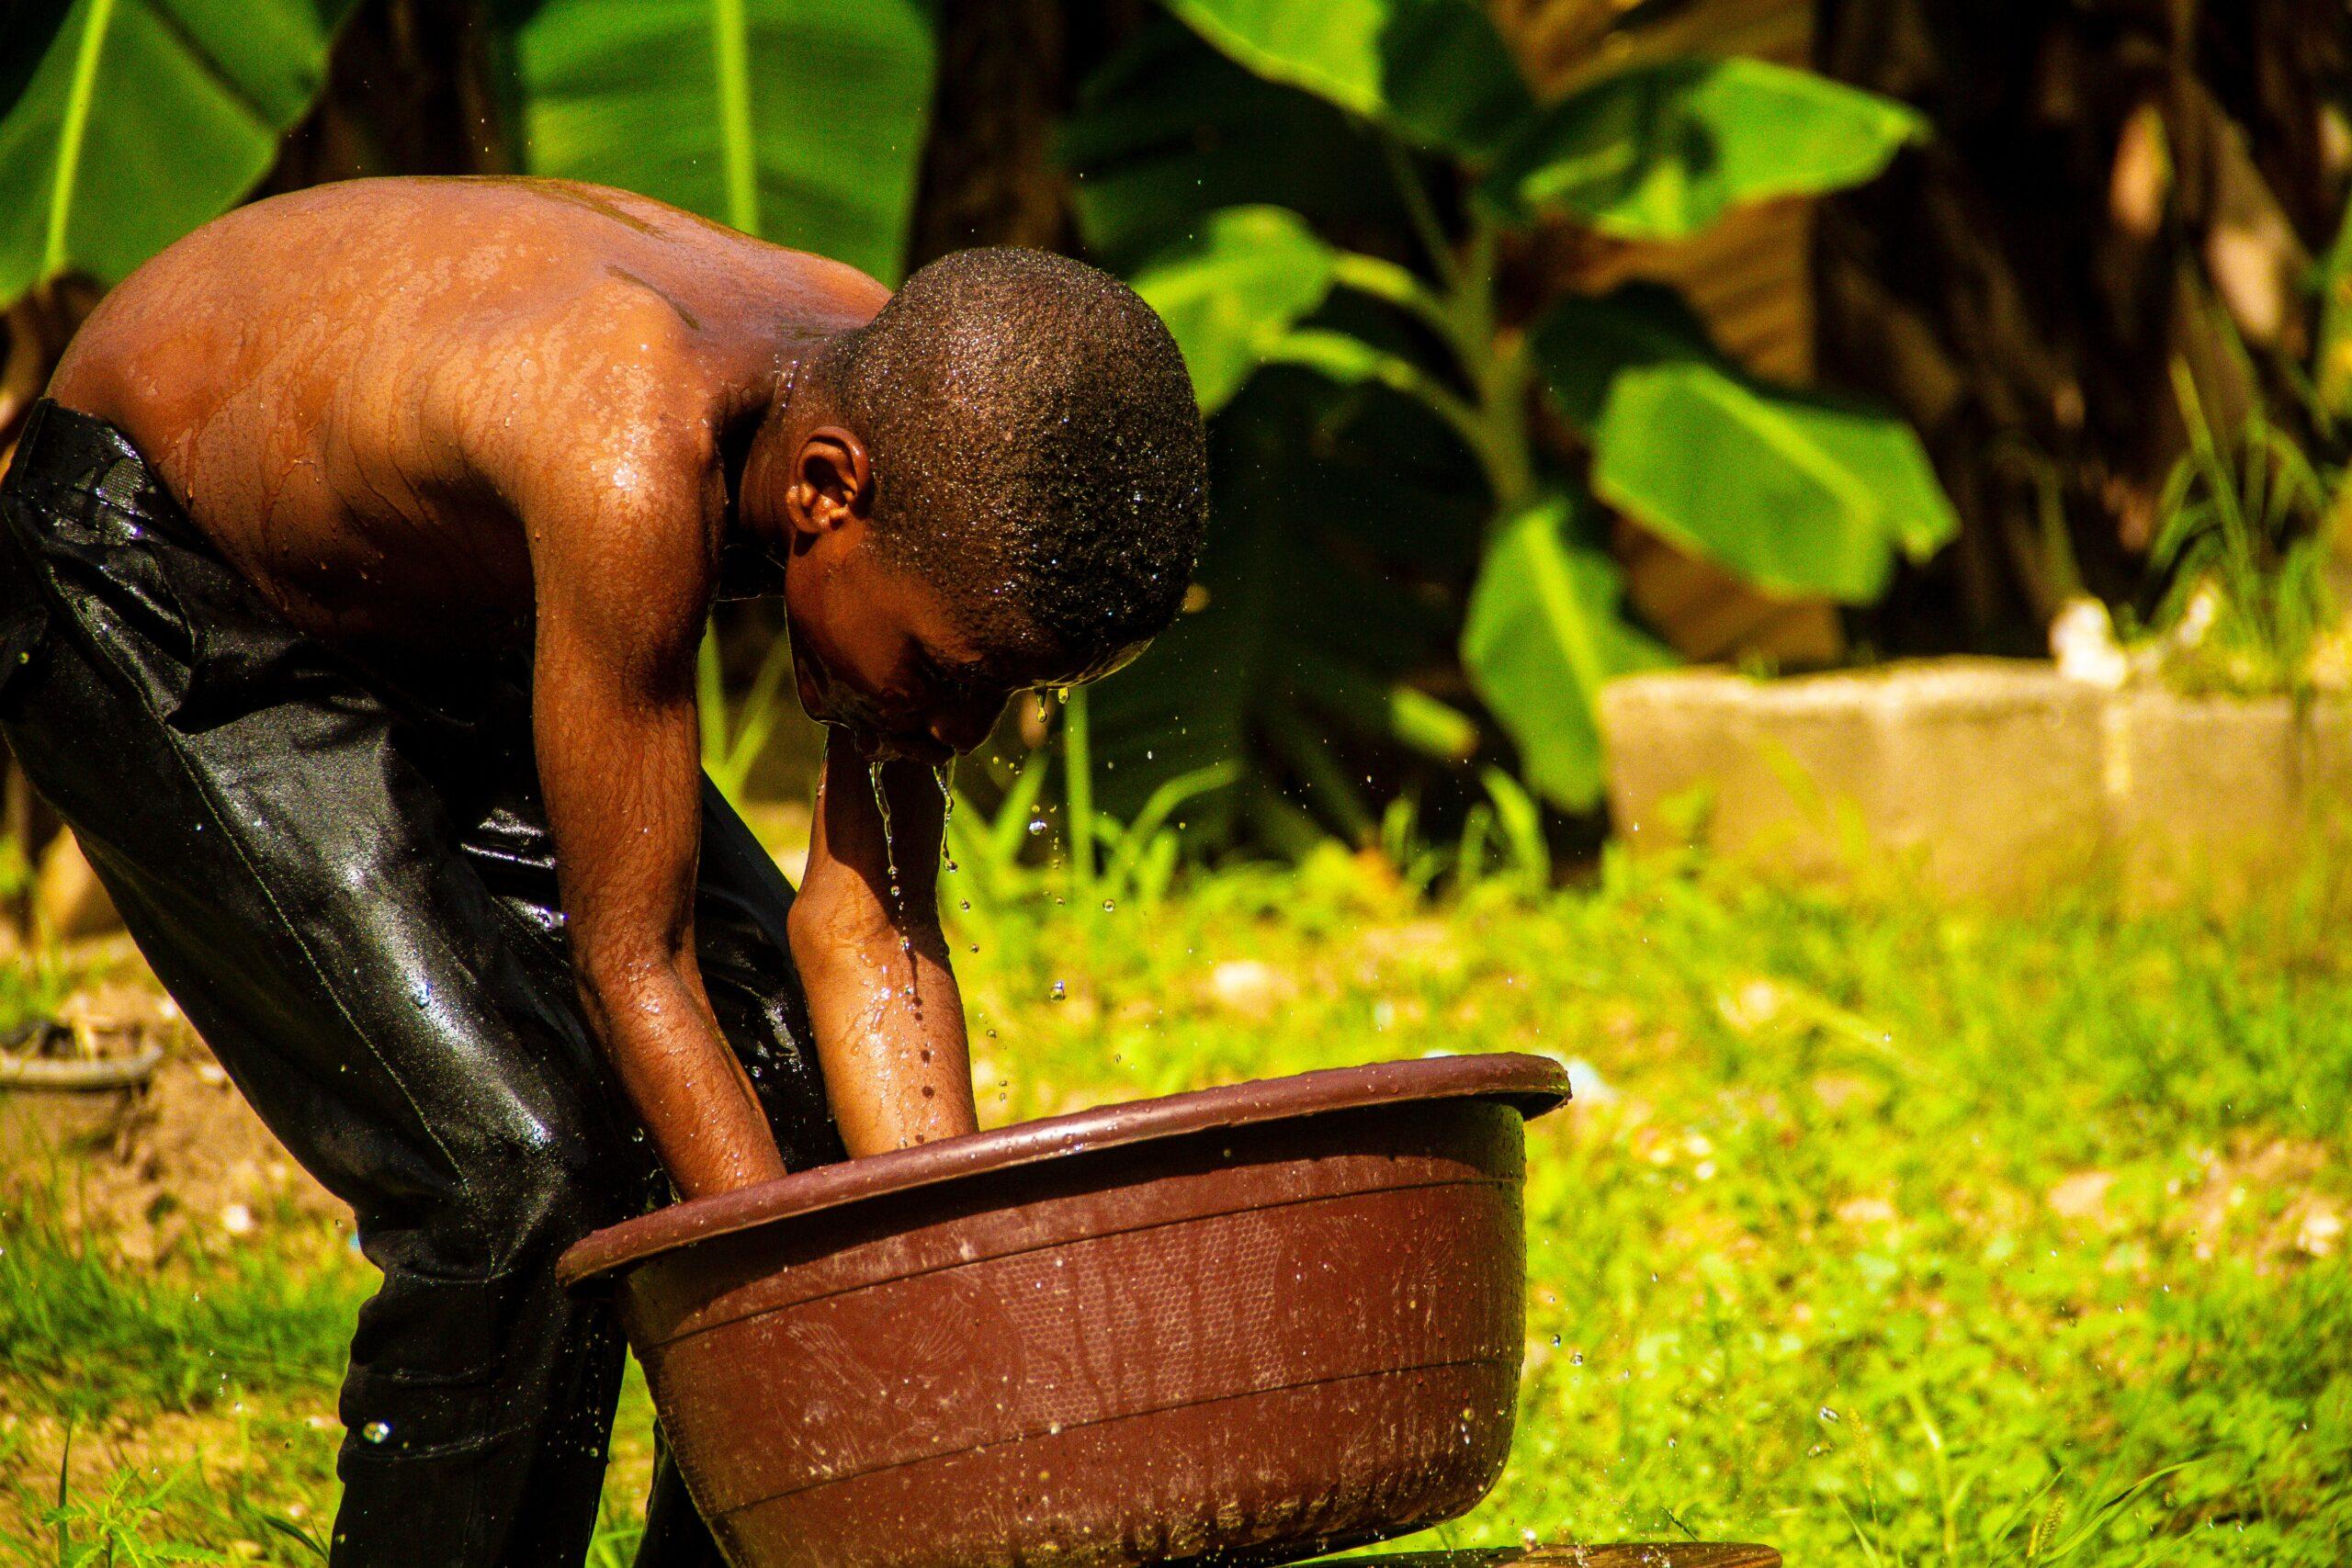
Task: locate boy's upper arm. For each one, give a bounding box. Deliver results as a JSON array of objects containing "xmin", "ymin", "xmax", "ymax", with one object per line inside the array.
[{"xmin": 516, "ymin": 444, "xmax": 721, "ymax": 980}]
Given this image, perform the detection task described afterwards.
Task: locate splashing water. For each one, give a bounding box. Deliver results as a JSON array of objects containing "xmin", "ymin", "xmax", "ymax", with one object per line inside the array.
[
  {"xmin": 935, "ymin": 761, "xmax": 959, "ymax": 873},
  {"xmin": 867, "ymin": 760, "xmax": 901, "ymax": 907}
]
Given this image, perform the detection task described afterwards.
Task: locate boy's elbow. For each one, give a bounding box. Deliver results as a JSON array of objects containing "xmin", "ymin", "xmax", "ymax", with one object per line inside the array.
[
  {"xmin": 787, "ymin": 874, "xmax": 933, "ymax": 962},
  {"xmin": 571, "ymin": 928, "xmax": 691, "ymax": 1020}
]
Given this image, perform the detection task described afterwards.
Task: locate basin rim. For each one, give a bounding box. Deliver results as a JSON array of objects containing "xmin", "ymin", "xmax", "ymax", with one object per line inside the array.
[{"xmin": 557, "ymin": 1053, "xmax": 1568, "ymax": 1289}]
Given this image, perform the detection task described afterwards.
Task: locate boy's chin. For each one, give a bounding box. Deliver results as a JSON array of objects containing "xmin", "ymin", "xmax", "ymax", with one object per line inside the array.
[{"xmin": 836, "ymin": 724, "xmax": 953, "ymax": 766}]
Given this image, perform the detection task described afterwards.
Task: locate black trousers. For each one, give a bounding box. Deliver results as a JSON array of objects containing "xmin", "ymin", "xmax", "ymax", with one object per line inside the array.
[{"xmin": 0, "ymin": 400, "xmax": 845, "ymax": 1565}]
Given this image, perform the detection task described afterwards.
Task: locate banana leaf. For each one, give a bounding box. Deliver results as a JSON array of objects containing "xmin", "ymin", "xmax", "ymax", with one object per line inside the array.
[
  {"xmin": 1091, "ymin": 367, "xmax": 1476, "ymax": 841},
  {"xmin": 1481, "ymin": 55, "xmax": 1924, "ymax": 241},
  {"xmin": 1461, "ymin": 494, "xmax": 1672, "ymax": 810},
  {"xmin": 1128, "ymin": 205, "xmax": 1336, "ymax": 413},
  {"xmin": 0, "ymin": 0, "xmax": 358, "ymax": 302},
  {"xmin": 1060, "ymin": 19, "xmax": 1409, "ymax": 270},
  {"xmin": 1160, "ymin": 0, "xmax": 1532, "ymax": 157},
  {"xmin": 1536, "ymin": 286, "xmax": 1957, "ymax": 602},
  {"xmin": 509, "ymin": 0, "xmax": 933, "ymax": 279}
]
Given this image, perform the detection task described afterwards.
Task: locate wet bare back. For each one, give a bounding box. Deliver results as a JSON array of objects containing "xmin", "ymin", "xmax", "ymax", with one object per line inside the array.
[{"xmin": 49, "ymin": 176, "xmax": 887, "ymax": 660}]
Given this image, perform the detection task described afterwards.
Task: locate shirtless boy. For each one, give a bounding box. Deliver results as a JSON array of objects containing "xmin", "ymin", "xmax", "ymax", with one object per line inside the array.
[{"xmin": 0, "ymin": 177, "xmax": 1206, "ymax": 1564}]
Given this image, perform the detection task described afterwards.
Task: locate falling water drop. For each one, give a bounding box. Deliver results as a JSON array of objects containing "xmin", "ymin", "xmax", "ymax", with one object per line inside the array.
[
  {"xmin": 868, "ymin": 760, "xmax": 902, "ymax": 906},
  {"xmin": 865, "ymin": 761, "xmax": 898, "ymax": 893}
]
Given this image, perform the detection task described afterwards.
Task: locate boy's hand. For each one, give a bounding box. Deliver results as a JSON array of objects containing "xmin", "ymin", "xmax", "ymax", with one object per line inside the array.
[{"xmin": 789, "ymin": 732, "xmax": 979, "ymax": 1154}]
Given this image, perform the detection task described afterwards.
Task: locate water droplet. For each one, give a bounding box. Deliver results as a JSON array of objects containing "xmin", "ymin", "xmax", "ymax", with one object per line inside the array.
[
  {"xmin": 1027, "ymin": 818, "xmax": 1046, "ymax": 837},
  {"xmin": 868, "ymin": 761, "xmax": 903, "ymax": 921},
  {"xmin": 1101, "ymin": 899, "xmax": 1115, "ymax": 913},
  {"xmin": 1570, "ymin": 1351, "xmax": 1584, "ymax": 1366},
  {"xmin": 1818, "ymin": 1406, "xmax": 1839, "ymax": 1423},
  {"xmin": 1049, "ymin": 980, "xmax": 1067, "ymax": 1000},
  {"xmin": 361, "ymin": 1420, "xmax": 392, "ymax": 1445}
]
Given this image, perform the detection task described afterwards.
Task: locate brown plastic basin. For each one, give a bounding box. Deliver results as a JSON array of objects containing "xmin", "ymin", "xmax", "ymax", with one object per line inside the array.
[{"xmin": 558, "ymin": 1054, "xmax": 1570, "ymax": 1568}]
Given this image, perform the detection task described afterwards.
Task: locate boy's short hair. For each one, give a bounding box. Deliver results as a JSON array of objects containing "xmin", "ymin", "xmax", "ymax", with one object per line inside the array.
[{"xmin": 820, "ymin": 247, "xmax": 1209, "ymax": 670}]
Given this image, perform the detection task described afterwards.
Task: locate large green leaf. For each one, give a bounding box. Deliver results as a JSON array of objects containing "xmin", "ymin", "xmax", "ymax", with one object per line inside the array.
[
  {"xmin": 1092, "ymin": 368, "xmax": 1476, "ymax": 842},
  {"xmin": 511, "ymin": 0, "xmax": 933, "ymax": 281},
  {"xmin": 1482, "ymin": 56, "xmax": 1924, "ymax": 241},
  {"xmin": 0, "ymin": 0, "xmax": 357, "ymax": 300},
  {"xmin": 1462, "ymin": 495, "xmax": 1671, "ymax": 811},
  {"xmin": 1129, "ymin": 206, "xmax": 1337, "ymax": 413},
  {"xmin": 1162, "ymin": 0, "xmax": 1532, "ymax": 157},
  {"xmin": 1061, "ymin": 19, "xmax": 1407, "ymax": 270},
  {"xmin": 1534, "ymin": 287, "xmax": 1958, "ymax": 602}
]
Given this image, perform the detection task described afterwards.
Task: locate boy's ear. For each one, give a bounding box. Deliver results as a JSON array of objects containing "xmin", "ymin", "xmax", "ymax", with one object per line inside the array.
[{"xmin": 786, "ymin": 426, "xmax": 873, "ymax": 539}]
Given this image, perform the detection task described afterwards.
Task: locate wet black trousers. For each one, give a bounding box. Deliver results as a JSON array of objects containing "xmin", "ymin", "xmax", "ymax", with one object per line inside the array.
[{"xmin": 0, "ymin": 401, "xmax": 847, "ymax": 1566}]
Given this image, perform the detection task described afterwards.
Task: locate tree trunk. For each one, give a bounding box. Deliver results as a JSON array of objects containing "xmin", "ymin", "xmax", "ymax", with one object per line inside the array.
[
  {"xmin": 905, "ymin": 0, "xmax": 1151, "ymax": 269},
  {"xmin": 1815, "ymin": 0, "xmax": 2352, "ymax": 653}
]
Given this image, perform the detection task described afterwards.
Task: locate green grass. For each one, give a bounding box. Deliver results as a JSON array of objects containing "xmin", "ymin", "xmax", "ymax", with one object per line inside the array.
[{"xmin": 5, "ymin": 847, "xmax": 2350, "ymax": 1562}]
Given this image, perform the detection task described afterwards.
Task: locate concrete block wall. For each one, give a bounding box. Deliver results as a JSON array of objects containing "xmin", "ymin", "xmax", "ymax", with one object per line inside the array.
[{"xmin": 1601, "ymin": 660, "xmax": 2352, "ymax": 908}]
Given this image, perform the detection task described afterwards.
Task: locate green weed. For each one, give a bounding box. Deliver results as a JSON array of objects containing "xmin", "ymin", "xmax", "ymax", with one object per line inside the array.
[{"xmin": 0, "ymin": 1187, "xmax": 363, "ymax": 1419}]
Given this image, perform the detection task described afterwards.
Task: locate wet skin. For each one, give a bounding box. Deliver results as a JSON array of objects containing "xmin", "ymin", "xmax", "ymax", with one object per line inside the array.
[{"xmin": 46, "ymin": 176, "xmax": 1080, "ymax": 1195}]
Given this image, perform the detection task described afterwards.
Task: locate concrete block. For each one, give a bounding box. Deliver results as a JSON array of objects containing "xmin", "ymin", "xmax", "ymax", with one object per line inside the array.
[
  {"xmin": 2106, "ymin": 691, "xmax": 2352, "ymax": 908},
  {"xmin": 1601, "ymin": 660, "xmax": 2352, "ymax": 908},
  {"xmin": 1602, "ymin": 660, "xmax": 2107, "ymax": 902}
]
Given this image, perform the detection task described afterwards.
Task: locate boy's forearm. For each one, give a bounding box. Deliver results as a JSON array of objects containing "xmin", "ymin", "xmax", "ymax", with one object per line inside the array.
[
  {"xmin": 791, "ymin": 898, "xmax": 978, "ymax": 1155},
  {"xmin": 581, "ymin": 958, "xmax": 788, "ymax": 1197},
  {"xmin": 792, "ymin": 740, "xmax": 978, "ymax": 1155}
]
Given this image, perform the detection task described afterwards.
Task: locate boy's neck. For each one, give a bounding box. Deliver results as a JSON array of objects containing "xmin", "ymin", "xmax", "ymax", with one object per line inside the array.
[{"xmin": 730, "ymin": 355, "xmax": 815, "ymax": 557}]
